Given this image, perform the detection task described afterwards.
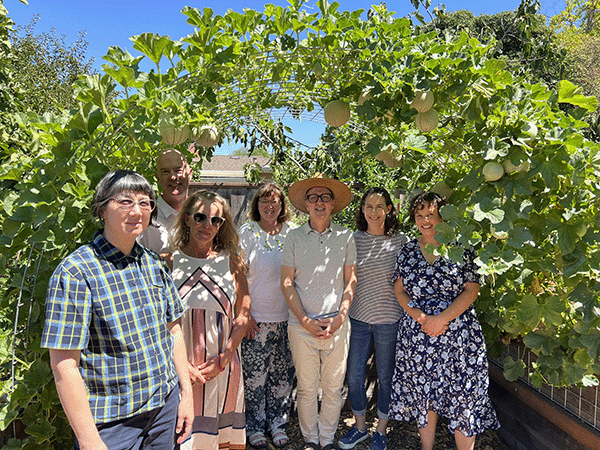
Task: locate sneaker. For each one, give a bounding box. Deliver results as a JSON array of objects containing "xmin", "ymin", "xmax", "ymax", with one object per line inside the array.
[
  {"xmin": 338, "ymin": 427, "xmax": 369, "ymax": 449},
  {"xmin": 370, "ymin": 432, "xmax": 386, "ymax": 450}
]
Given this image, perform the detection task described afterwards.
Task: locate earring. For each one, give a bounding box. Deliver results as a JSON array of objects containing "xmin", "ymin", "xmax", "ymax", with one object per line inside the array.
[{"xmin": 184, "ymin": 224, "xmax": 190, "ymax": 243}]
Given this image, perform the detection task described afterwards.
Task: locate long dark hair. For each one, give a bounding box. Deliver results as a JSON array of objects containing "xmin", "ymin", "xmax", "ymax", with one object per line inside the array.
[
  {"xmin": 355, "ymin": 187, "xmax": 399, "ymax": 236},
  {"xmin": 408, "ymin": 191, "xmax": 446, "ymax": 223}
]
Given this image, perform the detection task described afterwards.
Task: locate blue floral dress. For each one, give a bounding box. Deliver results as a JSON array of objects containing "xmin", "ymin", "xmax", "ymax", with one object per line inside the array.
[{"xmin": 389, "ymin": 239, "xmax": 500, "ymax": 436}]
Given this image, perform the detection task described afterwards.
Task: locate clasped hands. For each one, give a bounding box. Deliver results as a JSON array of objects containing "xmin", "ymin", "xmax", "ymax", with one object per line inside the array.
[
  {"xmin": 303, "ymin": 314, "xmax": 342, "ymax": 339},
  {"xmin": 414, "ymin": 309, "xmax": 448, "ymax": 337},
  {"xmin": 188, "ymin": 354, "xmax": 223, "ymax": 385}
]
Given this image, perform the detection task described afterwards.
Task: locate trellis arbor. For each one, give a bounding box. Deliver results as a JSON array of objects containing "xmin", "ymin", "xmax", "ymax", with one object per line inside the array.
[{"xmin": 1, "ymin": 1, "xmax": 599, "ymax": 448}]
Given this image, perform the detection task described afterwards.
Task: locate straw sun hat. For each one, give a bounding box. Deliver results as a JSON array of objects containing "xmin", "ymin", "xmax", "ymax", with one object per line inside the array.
[{"xmin": 288, "ymin": 174, "xmax": 352, "ymax": 214}]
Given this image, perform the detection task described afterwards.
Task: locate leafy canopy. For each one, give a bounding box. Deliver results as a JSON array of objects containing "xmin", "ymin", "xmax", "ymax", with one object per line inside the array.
[{"xmin": 1, "ymin": 0, "xmax": 600, "ymax": 447}]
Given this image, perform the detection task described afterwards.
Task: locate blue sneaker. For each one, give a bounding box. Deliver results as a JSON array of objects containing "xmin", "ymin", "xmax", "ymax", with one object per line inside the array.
[
  {"xmin": 338, "ymin": 427, "xmax": 368, "ymax": 449},
  {"xmin": 370, "ymin": 432, "xmax": 386, "ymax": 450}
]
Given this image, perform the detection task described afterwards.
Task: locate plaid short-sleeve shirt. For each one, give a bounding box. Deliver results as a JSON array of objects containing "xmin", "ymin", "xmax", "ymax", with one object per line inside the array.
[{"xmin": 42, "ymin": 231, "xmax": 185, "ymax": 423}]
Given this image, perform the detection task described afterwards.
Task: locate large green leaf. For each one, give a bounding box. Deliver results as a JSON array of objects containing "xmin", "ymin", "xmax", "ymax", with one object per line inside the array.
[
  {"xmin": 503, "ymin": 355, "xmax": 525, "ymax": 381},
  {"xmin": 557, "ymin": 80, "xmax": 598, "ymax": 112}
]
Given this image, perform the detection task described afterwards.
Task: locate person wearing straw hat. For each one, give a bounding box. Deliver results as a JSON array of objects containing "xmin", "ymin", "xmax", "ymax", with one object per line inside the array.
[{"xmin": 281, "ymin": 174, "xmax": 357, "ymax": 450}]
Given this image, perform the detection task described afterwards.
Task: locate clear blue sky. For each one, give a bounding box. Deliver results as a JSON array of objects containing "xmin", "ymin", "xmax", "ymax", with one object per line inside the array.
[{"xmin": 5, "ymin": 0, "xmax": 565, "ymax": 152}]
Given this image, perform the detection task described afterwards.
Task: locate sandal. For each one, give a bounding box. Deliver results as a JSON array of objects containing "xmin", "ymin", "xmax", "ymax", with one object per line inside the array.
[
  {"xmin": 271, "ymin": 428, "xmax": 289, "ymax": 448},
  {"xmin": 248, "ymin": 431, "xmax": 268, "ymax": 449}
]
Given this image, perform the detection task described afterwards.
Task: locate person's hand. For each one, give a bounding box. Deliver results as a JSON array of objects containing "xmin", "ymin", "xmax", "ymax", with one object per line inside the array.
[
  {"xmin": 176, "ymin": 387, "xmax": 194, "ymax": 444},
  {"xmin": 421, "ymin": 314, "xmax": 448, "ymax": 337},
  {"xmin": 245, "ymin": 315, "xmax": 259, "ymax": 340},
  {"xmin": 198, "ymin": 354, "xmax": 223, "ymax": 382},
  {"xmin": 315, "ymin": 314, "xmax": 343, "ymax": 340},
  {"xmin": 301, "ymin": 317, "xmax": 329, "ymax": 338},
  {"xmin": 188, "ymin": 362, "xmax": 206, "ymax": 386}
]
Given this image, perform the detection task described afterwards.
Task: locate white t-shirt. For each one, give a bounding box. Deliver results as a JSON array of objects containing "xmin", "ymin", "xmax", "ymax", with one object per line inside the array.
[
  {"xmin": 238, "ymin": 221, "xmax": 296, "ymax": 323},
  {"xmin": 138, "ymin": 196, "xmax": 178, "ymax": 254}
]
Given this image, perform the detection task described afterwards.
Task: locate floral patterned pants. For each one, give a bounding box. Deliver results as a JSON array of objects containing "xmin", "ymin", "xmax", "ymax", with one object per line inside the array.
[{"xmin": 241, "ymin": 322, "xmax": 295, "ymax": 434}]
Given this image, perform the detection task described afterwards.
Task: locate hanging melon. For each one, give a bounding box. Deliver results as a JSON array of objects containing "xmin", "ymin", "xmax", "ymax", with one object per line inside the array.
[
  {"xmin": 432, "ymin": 180, "xmax": 453, "ymax": 199},
  {"xmin": 324, "ymin": 100, "xmax": 350, "ymax": 127},
  {"xmin": 159, "ymin": 115, "xmax": 189, "ymax": 146},
  {"xmin": 410, "ymin": 90, "xmax": 435, "ymax": 112},
  {"xmin": 502, "ymin": 159, "xmax": 530, "ymax": 174},
  {"xmin": 374, "ymin": 149, "xmax": 402, "ymax": 168},
  {"xmin": 415, "ymin": 108, "xmax": 438, "ymax": 132},
  {"xmin": 194, "ymin": 125, "xmax": 220, "ymax": 148},
  {"xmin": 312, "ymin": 60, "xmax": 324, "ymax": 77},
  {"xmin": 482, "ymin": 162, "xmax": 504, "ymax": 181}
]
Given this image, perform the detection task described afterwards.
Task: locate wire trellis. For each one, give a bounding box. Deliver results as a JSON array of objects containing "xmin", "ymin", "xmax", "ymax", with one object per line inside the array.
[{"xmin": 491, "ymin": 344, "xmax": 600, "ymax": 432}]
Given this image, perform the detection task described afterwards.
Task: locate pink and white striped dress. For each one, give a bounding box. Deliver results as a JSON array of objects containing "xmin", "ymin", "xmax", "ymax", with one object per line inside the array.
[{"xmin": 172, "ymin": 250, "xmax": 246, "ymax": 450}]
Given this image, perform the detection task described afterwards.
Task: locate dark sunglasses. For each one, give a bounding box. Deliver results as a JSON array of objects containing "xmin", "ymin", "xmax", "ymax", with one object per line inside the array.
[{"xmin": 192, "ymin": 212, "xmax": 225, "ymax": 227}]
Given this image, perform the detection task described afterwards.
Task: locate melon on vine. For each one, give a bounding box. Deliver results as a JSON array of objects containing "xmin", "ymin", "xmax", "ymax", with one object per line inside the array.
[
  {"xmin": 159, "ymin": 115, "xmax": 189, "ymax": 146},
  {"xmin": 482, "ymin": 161, "xmax": 504, "ymax": 181},
  {"xmin": 432, "ymin": 180, "xmax": 453, "ymax": 199},
  {"xmin": 324, "ymin": 100, "xmax": 350, "ymax": 127},
  {"xmin": 521, "ymin": 121, "xmax": 538, "ymax": 144},
  {"xmin": 410, "ymin": 90, "xmax": 435, "ymax": 112},
  {"xmin": 415, "ymin": 108, "xmax": 438, "ymax": 132},
  {"xmin": 502, "ymin": 159, "xmax": 530, "ymax": 174},
  {"xmin": 374, "ymin": 149, "xmax": 402, "ymax": 168},
  {"xmin": 194, "ymin": 125, "xmax": 220, "ymax": 148},
  {"xmin": 312, "ymin": 60, "xmax": 324, "ymax": 77}
]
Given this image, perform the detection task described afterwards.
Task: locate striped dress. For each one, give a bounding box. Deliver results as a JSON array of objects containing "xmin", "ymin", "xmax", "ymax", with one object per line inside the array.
[
  {"xmin": 172, "ymin": 250, "xmax": 246, "ymax": 450},
  {"xmin": 348, "ymin": 230, "xmax": 408, "ymax": 324}
]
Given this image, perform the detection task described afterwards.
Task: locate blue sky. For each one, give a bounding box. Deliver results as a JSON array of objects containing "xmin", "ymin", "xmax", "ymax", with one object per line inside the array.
[{"xmin": 5, "ymin": 0, "xmax": 564, "ymax": 152}]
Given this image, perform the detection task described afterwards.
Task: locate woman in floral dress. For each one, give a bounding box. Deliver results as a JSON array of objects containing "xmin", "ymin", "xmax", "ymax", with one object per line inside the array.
[{"xmin": 389, "ymin": 191, "xmax": 499, "ymax": 450}]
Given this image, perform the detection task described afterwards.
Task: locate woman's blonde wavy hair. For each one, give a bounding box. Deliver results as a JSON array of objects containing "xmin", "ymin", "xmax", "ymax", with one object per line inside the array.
[{"xmin": 171, "ymin": 190, "xmax": 241, "ymax": 264}]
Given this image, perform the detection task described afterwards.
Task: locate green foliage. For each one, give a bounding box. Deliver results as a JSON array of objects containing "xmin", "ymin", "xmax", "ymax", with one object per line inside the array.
[
  {"xmin": 550, "ymin": 0, "xmax": 600, "ymax": 140},
  {"xmin": 1, "ymin": 0, "xmax": 600, "ymax": 447},
  {"xmin": 422, "ymin": 0, "xmax": 566, "ymax": 85},
  {"xmin": 9, "ymin": 15, "xmax": 96, "ymax": 114}
]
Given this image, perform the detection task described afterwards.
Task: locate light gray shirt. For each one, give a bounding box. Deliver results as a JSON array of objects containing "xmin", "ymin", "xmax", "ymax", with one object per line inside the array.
[{"xmin": 281, "ymin": 221, "xmax": 356, "ymax": 326}]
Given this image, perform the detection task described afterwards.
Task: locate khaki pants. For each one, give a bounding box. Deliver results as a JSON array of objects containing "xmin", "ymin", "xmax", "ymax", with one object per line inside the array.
[{"xmin": 288, "ymin": 320, "xmax": 350, "ymax": 447}]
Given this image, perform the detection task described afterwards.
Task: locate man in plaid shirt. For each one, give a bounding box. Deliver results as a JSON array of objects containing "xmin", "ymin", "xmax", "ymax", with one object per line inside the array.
[{"xmin": 42, "ymin": 170, "xmax": 194, "ymax": 450}]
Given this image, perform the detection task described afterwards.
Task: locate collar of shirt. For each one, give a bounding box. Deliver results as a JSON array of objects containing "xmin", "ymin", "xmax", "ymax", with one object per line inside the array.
[
  {"xmin": 300, "ymin": 221, "xmax": 333, "ymax": 235},
  {"xmin": 92, "ymin": 231, "xmax": 144, "ymax": 264},
  {"xmin": 158, "ymin": 196, "xmax": 179, "ymax": 221}
]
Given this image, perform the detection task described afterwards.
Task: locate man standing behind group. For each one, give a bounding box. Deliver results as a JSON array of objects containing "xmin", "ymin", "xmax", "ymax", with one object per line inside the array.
[
  {"xmin": 139, "ymin": 148, "xmax": 193, "ymax": 253},
  {"xmin": 281, "ymin": 175, "xmax": 357, "ymax": 450}
]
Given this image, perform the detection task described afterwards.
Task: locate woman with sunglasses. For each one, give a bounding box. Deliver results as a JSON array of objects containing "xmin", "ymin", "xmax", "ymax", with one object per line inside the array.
[
  {"xmin": 238, "ymin": 182, "xmax": 296, "ymax": 449},
  {"xmin": 168, "ymin": 190, "xmax": 251, "ymax": 450}
]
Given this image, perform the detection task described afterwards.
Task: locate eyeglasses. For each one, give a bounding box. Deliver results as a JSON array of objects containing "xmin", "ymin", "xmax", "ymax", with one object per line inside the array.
[
  {"xmin": 306, "ymin": 193, "xmax": 334, "ymax": 203},
  {"xmin": 110, "ymin": 197, "xmax": 156, "ymax": 212},
  {"xmin": 192, "ymin": 212, "xmax": 225, "ymax": 227}
]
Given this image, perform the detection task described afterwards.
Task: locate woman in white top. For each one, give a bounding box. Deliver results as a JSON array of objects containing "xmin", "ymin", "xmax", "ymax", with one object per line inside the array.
[
  {"xmin": 338, "ymin": 187, "xmax": 407, "ymax": 450},
  {"xmin": 239, "ymin": 182, "xmax": 296, "ymax": 449}
]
